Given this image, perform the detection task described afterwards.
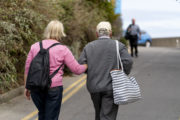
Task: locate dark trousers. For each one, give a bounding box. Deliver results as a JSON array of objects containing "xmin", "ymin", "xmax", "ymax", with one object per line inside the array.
[
  {"xmin": 129, "ymin": 35, "xmax": 138, "ymax": 57},
  {"xmin": 90, "ymin": 91, "xmax": 119, "ymax": 120},
  {"xmin": 31, "ymin": 86, "xmax": 63, "ymax": 120}
]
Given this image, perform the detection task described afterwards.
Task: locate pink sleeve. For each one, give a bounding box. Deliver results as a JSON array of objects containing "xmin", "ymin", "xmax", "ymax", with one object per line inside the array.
[
  {"xmin": 25, "ymin": 47, "xmax": 34, "ymax": 75},
  {"xmin": 64, "ymin": 47, "xmax": 86, "ymax": 75}
]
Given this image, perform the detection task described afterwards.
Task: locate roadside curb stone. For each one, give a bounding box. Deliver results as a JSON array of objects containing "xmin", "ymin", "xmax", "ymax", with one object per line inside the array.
[
  {"xmin": 0, "ymin": 75, "xmax": 82, "ymax": 104},
  {"xmin": 0, "ymin": 86, "xmax": 24, "ymax": 104}
]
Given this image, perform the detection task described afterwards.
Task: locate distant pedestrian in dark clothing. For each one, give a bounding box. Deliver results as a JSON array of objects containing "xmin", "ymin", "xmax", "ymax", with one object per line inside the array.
[
  {"xmin": 79, "ymin": 21, "xmax": 133, "ymax": 120},
  {"xmin": 126, "ymin": 18, "xmax": 141, "ymax": 57}
]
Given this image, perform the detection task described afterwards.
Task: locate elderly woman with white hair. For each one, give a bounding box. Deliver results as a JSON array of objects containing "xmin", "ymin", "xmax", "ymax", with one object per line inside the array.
[
  {"xmin": 79, "ymin": 21, "xmax": 133, "ymax": 120},
  {"xmin": 24, "ymin": 20, "xmax": 87, "ymax": 120}
]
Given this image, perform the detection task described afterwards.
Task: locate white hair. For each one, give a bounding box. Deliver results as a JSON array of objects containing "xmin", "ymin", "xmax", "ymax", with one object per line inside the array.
[
  {"xmin": 44, "ymin": 20, "xmax": 66, "ymax": 41},
  {"xmin": 96, "ymin": 21, "xmax": 112, "ymax": 36}
]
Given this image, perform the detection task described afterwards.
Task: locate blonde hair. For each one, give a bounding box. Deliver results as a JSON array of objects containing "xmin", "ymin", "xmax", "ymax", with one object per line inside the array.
[
  {"xmin": 44, "ymin": 20, "xmax": 66, "ymax": 41},
  {"xmin": 96, "ymin": 21, "xmax": 112, "ymax": 36}
]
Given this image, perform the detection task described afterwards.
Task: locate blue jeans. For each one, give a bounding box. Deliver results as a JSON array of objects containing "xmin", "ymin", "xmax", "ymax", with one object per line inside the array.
[{"xmin": 31, "ymin": 86, "xmax": 63, "ymax": 120}]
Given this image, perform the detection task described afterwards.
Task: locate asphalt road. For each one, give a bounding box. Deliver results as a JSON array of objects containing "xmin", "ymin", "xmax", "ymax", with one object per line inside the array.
[{"xmin": 0, "ymin": 47, "xmax": 180, "ymax": 120}]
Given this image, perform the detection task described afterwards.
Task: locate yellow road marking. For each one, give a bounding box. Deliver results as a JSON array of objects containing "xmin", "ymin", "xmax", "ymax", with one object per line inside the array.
[
  {"xmin": 21, "ymin": 75, "xmax": 86, "ymax": 120},
  {"xmin": 34, "ymin": 81, "xmax": 86, "ymax": 120},
  {"xmin": 22, "ymin": 110, "xmax": 38, "ymax": 120},
  {"xmin": 62, "ymin": 80, "xmax": 86, "ymax": 103},
  {"xmin": 63, "ymin": 75, "xmax": 86, "ymax": 95}
]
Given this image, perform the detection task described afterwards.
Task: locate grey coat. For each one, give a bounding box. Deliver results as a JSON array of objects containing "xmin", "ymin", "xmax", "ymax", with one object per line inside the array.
[{"xmin": 78, "ymin": 37, "xmax": 133, "ymax": 93}]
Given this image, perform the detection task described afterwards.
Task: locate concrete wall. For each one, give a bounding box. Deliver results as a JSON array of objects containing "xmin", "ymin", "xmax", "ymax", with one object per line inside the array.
[{"xmin": 152, "ymin": 37, "xmax": 180, "ymax": 48}]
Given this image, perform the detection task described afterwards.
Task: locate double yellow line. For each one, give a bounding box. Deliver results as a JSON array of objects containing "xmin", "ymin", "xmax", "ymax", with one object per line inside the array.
[{"xmin": 22, "ymin": 75, "xmax": 87, "ymax": 120}]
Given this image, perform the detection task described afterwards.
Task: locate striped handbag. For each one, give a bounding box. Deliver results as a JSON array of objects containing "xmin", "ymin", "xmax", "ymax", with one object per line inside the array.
[{"xmin": 110, "ymin": 40, "xmax": 141, "ymax": 105}]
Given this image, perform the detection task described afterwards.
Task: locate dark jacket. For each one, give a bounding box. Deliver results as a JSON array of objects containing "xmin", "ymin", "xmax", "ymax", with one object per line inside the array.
[{"xmin": 78, "ymin": 37, "xmax": 133, "ymax": 93}]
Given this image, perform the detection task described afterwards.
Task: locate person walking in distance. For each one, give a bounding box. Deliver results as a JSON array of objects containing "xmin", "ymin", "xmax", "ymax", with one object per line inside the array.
[
  {"xmin": 24, "ymin": 20, "xmax": 87, "ymax": 120},
  {"xmin": 126, "ymin": 18, "xmax": 141, "ymax": 57},
  {"xmin": 79, "ymin": 21, "xmax": 133, "ymax": 120}
]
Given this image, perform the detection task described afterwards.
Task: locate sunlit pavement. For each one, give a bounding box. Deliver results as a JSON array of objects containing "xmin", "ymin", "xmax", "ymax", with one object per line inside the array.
[{"xmin": 0, "ymin": 47, "xmax": 180, "ymax": 120}]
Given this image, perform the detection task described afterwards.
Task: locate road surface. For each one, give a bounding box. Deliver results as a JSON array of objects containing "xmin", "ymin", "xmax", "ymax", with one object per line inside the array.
[{"xmin": 0, "ymin": 47, "xmax": 180, "ymax": 120}]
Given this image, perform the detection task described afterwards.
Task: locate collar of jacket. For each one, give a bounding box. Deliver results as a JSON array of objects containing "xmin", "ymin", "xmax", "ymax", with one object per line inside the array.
[{"xmin": 98, "ymin": 36, "xmax": 110, "ymax": 39}]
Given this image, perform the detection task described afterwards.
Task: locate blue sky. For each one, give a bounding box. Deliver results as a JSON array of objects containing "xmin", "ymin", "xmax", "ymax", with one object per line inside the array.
[{"xmin": 121, "ymin": 0, "xmax": 180, "ymax": 38}]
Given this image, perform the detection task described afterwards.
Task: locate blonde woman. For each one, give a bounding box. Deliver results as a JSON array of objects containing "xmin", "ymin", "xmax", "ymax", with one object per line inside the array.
[{"xmin": 24, "ymin": 20, "xmax": 87, "ymax": 120}]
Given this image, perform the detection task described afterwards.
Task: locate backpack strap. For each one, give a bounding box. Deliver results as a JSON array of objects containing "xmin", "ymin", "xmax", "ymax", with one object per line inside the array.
[
  {"xmin": 47, "ymin": 42, "xmax": 63, "ymax": 79},
  {"xmin": 47, "ymin": 43, "xmax": 62, "ymax": 51},
  {"xmin": 39, "ymin": 41, "xmax": 43, "ymax": 50},
  {"xmin": 49, "ymin": 63, "xmax": 64, "ymax": 79}
]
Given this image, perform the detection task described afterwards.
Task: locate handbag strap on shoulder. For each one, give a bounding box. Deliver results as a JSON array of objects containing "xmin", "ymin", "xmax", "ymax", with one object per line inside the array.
[{"xmin": 115, "ymin": 40, "xmax": 124, "ymax": 71}]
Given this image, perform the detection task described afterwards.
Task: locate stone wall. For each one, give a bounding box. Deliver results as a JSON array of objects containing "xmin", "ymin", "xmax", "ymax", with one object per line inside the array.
[{"xmin": 152, "ymin": 37, "xmax": 180, "ymax": 48}]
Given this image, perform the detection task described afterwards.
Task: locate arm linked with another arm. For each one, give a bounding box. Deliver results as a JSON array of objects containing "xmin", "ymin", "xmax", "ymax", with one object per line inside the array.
[
  {"xmin": 78, "ymin": 47, "xmax": 88, "ymax": 73},
  {"xmin": 64, "ymin": 47, "xmax": 87, "ymax": 75}
]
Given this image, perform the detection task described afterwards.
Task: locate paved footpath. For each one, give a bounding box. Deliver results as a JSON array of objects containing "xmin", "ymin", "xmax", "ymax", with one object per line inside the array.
[{"xmin": 0, "ymin": 47, "xmax": 180, "ymax": 120}]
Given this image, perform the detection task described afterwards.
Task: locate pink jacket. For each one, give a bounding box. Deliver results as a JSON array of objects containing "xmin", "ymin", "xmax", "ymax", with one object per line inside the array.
[{"xmin": 25, "ymin": 39, "xmax": 86, "ymax": 87}]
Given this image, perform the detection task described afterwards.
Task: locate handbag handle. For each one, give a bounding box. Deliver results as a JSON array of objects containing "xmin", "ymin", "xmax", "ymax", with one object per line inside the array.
[{"xmin": 116, "ymin": 40, "xmax": 124, "ymax": 71}]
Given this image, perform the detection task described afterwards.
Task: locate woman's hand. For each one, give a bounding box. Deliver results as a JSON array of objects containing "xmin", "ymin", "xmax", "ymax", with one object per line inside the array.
[
  {"xmin": 83, "ymin": 64, "xmax": 88, "ymax": 69},
  {"xmin": 24, "ymin": 88, "xmax": 31, "ymax": 100}
]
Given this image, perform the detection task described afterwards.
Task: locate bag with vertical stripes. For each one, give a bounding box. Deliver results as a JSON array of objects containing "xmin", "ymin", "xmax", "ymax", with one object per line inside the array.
[{"xmin": 110, "ymin": 40, "xmax": 141, "ymax": 105}]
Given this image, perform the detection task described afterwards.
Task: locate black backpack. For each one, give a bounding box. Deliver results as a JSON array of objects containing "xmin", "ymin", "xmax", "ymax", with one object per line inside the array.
[
  {"xmin": 125, "ymin": 24, "xmax": 132, "ymax": 40},
  {"xmin": 26, "ymin": 41, "xmax": 63, "ymax": 91}
]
